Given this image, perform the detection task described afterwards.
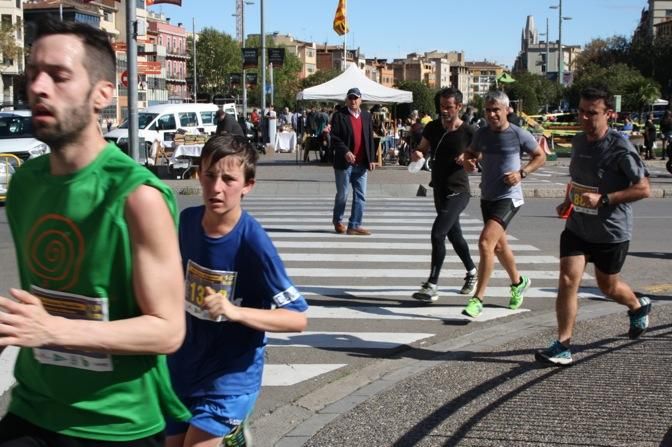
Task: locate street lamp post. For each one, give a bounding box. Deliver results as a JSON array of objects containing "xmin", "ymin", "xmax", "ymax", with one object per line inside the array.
[
  {"xmin": 550, "ymin": 0, "xmax": 571, "ymax": 86},
  {"xmin": 538, "ymin": 17, "xmax": 550, "ymax": 76},
  {"xmin": 234, "ymin": 1, "xmax": 254, "ymax": 120}
]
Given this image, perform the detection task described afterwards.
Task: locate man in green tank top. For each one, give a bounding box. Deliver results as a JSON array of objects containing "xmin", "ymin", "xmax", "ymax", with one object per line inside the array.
[{"xmin": 0, "ymin": 19, "xmax": 189, "ymax": 446}]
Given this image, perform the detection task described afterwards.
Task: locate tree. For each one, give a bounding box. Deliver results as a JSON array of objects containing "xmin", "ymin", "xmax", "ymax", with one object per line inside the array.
[
  {"xmin": 0, "ymin": 19, "xmax": 22, "ymax": 73},
  {"xmin": 505, "ymin": 71, "xmax": 562, "ymax": 114},
  {"xmin": 301, "ymin": 68, "xmax": 340, "ymax": 89},
  {"xmin": 187, "ymin": 28, "xmax": 241, "ymax": 97},
  {"xmin": 395, "ymin": 80, "xmax": 435, "ymax": 120},
  {"xmin": 567, "ymin": 63, "xmax": 660, "ymax": 113},
  {"xmin": 241, "ymin": 35, "xmax": 302, "ymax": 110},
  {"xmin": 574, "ymin": 36, "xmax": 629, "ymax": 76}
]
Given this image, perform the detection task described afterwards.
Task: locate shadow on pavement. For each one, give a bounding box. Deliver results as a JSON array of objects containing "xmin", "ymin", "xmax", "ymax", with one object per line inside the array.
[{"xmin": 390, "ymin": 322, "xmax": 672, "ymax": 447}]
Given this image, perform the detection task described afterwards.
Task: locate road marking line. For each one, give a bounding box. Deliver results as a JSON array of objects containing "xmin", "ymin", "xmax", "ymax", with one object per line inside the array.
[
  {"xmin": 280, "ymin": 253, "xmax": 558, "ymax": 263},
  {"xmin": 267, "ymin": 332, "xmax": 434, "ymax": 349},
  {"xmin": 286, "ymin": 268, "xmax": 561, "ymax": 279},
  {"xmin": 262, "ymin": 364, "xmax": 346, "ymax": 386}
]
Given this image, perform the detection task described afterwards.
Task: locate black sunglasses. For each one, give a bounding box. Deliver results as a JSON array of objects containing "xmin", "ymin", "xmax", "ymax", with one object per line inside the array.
[{"xmin": 347, "ymin": 95, "xmax": 360, "ymax": 100}]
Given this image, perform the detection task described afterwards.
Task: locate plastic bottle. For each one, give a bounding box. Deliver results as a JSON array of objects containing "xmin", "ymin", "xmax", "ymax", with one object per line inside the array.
[{"xmin": 407, "ymin": 157, "xmax": 425, "ymax": 173}]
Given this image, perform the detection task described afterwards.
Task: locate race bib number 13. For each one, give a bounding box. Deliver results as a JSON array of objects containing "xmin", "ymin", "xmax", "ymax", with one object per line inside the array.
[
  {"xmin": 184, "ymin": 260, "xmax": 238, "ymax": 322},
  {"xmin": 569, "ymin": 182, "xmax": 599, "ymax": 215}
]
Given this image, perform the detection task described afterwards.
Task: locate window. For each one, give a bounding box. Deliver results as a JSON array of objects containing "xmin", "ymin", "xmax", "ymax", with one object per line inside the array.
[
  {"xmin": 155, "ymin": 114, "xmax": 176, "ymax": 131},
  {"xmin": 178, "ymin": 112, "xmax": 198, "ymax": 127},
  {"xmin": 200, "ymin": 111, "xmax": 216, "ymax": 125},
  {"xmin": 666, "ymin": 9, "xmax": 672, "ymax": 16}
]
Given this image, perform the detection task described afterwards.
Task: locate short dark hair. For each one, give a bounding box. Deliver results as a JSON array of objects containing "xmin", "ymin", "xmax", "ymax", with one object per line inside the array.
[
  {"xmin": 199, "ymin": 135, "xmax": 258, "ymax": 181},
  {"xmin": 33, "ymin": 18, "xmax": 116, "ymax": 85},
  {"xmin": 434, "ymin": 87, "xmax": 463, "ymax": 114},
  {"xmin": 580, "ymin": 86, "xmax": 615, "ymax": 110}
]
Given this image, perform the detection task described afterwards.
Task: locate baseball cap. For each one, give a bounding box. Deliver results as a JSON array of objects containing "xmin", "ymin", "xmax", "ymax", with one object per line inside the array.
[{"xmin": 346, "ymin": 87, "xmax": 361, "ymax": 98}]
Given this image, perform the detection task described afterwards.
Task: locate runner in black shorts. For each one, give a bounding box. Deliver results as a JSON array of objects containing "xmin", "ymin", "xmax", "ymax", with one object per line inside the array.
[
  {"xmin": 460, "ymin": 90, "xmax": 545, "ymax": 318},
  {"xmin": 480, "ymin": 198, "xmax": 519, "ymax": 230},
  {"xmin": 560, "ymin": 229, "xmax": 628, "ymax": 274},
  {"xmin": 535, "ymin": 86, "xmax": 651, "ymax": 367}
]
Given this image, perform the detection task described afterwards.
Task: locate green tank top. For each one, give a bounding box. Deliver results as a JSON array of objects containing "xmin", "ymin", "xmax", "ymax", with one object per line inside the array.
[{"xmin": 5, "ymin": 144, "xmax": 190, "ymax": 441}]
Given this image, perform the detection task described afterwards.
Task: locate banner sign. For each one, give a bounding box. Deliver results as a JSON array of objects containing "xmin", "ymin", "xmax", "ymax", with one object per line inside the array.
[
  {"xmin": 268, "ymin": 48, "xmax": 285, "ymax": 67},
  {"xmin": 245, "ymin": 72, "xmax": 257, "ymax": 87},
  {"xmin": 146, "ymin": 0, "xmax": 182, "ymax": 6},
  {"xmin": 242, "ymin": 48, "xmax": 258, "ymax": 69},
  {"xmin": 229, "ymin": 73, "xmax": 242, "ymax": 86}
]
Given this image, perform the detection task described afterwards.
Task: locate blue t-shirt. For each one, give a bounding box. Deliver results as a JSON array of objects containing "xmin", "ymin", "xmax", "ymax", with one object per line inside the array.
[
  {"xmin": 169, "ymin": 207, "xmax": 308, "ymax": 396},
  {"xmin": 470, "ymin": 124, "xmax": 539, "ymax": 201}
]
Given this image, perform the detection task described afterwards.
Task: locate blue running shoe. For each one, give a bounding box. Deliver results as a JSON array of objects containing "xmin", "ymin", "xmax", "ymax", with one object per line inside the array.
[
  {"xmin": 628, "ymin": 296, "xmax": 652, "ymax": 340},
  {"xmin": 534, "ymin": 340, "xmax": 573, "ymax": 366}
]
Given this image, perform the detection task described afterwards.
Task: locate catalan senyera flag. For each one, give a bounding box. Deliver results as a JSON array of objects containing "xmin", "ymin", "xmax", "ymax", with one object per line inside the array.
[
  {"xmin": 333, "ymin": 0, "xmax": 348, "ymax": 36},
  {"xmin": 146, "ymin": 0, "xmax": 182, "ymax": 6}
]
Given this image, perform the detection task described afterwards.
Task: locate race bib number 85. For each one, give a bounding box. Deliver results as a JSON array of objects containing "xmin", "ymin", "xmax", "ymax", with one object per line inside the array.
[
  {"xmin": 184, "ymin": 260, "xmax": 238, "ymax": 322},
  {"xmin": 569, "ymin": 182, "xmax": 599, "ymax": 215}
]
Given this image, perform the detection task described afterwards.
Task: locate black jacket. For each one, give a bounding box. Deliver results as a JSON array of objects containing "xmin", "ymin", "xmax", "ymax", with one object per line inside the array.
[{"xmin": 329, "ymin": 107, "xmax": 375, "ymax": 170}]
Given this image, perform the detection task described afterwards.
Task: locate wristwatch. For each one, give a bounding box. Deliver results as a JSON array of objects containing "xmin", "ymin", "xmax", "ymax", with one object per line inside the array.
[
  {"xmin": 519, "ymin": 169, "xmax": 528, "ymax": 179},
  {"xmin": 600, "ymin": 193, "xmax": 610, "ymax": 207}
]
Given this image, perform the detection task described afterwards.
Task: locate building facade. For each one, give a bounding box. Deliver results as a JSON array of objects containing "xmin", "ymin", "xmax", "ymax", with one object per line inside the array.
[
  {"xmin": 0, "ymin": 0, "xmax": 24, "ymax": 108},
  {"xmin": 513, "ymin": 15, "xmax": 581, "ymax": 85}
]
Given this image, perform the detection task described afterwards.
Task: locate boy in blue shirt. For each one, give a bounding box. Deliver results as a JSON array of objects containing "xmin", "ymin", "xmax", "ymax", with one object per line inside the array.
[{"xmin": 167, "ymin": 135, "xmax": 308, "ymax": 447}]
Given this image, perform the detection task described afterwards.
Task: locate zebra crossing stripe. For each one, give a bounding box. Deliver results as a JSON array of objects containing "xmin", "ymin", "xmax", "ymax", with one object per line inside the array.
[
  {"xmin": 262, "ymin": 364, "xmax": 346, "ymax": 386},
  {"xmin": 267, "ymin": 235, "xmax": 539, "ymax": 250},
  {"xmin": 257, "ymin": 217, "xmax": 482, "ymax": 224},
  {"xmin": 267, "ymin": 331, "xmax": 434, "ymax": 349},
  {"xmin": 265, "ymin": 226, "xmax": 516, "ymax": 237},
  {"xmin": 279, "ymin": 253, "xmax": 558, "ymax": 264},
  {"xmin": 304, "ymin": 305, "xmax": 528, "ymax": 321},
  {"xmin": 252, "ymin": 211, "xmax": 447, "ymax": 217},
  {"xmin": 298, "ymin": 286, "xmax": 602, "ymax": 299},
  {"xmin": 285, "ymin": 268, "xmax": 560, "ymax": 279},
  {"xmin": 0, "ymin": 347, "xmax": 18, "ymax": 395}
]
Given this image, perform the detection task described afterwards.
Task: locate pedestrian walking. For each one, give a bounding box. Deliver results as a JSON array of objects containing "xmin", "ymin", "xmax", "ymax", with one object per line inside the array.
[
  {"xmin": 410, "ymin": 87, "xmax": 478, "ymax": 302},
  {"xmin": 0, "ymin": 19, "xmax": 189, "ymax": 445},
  {"xmin": 326, "ymin": 87, "xmax": 377, "ymax": 236},
  {"xmin": 166, "ymin": 135, "xmax": 308, "ymax": 447},
  {"xmin": 460, "ymin": 90, "xmax": 546, "ymax": 318},
  {"xmin": 535, "ymin": 86, "xmax": 651, "ymax": 366},
  {"xmin": 643, "ymin": 113, "xmax": 657, "ymax": 160}
]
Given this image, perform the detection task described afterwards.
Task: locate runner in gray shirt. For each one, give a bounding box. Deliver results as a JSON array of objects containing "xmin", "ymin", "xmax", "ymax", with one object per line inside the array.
[
  {"xmin": 536, "ymin": 86, "xmax": 651, "ymax": 366},
  {"xmin": 460, "ymin": 91, "xmax": 546, "ymax": 318}
]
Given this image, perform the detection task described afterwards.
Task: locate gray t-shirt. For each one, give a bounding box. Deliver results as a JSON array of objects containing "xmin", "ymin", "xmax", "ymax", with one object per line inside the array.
[
  {"xmin": 566, "ymin": 129, "xmax": 647, "ymax": 243},
  {"xmin": 470, "ymin": 124, "xmax": 539, "ymax": 201}
]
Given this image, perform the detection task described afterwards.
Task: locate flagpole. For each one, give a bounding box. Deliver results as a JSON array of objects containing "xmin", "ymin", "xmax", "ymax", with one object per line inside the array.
[{"xmin": 343, "ymin": 32, "xmax": 346, "ymax": 72}]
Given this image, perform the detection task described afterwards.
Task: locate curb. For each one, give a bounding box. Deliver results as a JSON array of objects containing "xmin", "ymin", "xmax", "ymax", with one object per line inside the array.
[{"xmin": 168, "ymin": 184, "xmax": 672, "ymax": 200}]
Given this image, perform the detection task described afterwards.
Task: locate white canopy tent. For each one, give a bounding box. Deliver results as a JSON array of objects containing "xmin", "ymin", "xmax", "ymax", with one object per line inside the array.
[{"xmin": 296, "ymin": 64, "xmax": 413, "ymax": 103}]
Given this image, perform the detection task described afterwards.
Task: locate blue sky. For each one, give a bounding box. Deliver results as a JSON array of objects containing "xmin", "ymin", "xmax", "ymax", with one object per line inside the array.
[{"xmin": 150, "ymin": 0, "xmax": 646, "ymax": 68}]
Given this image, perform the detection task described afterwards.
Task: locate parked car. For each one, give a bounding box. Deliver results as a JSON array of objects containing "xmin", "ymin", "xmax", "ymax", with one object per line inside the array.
[
  {"xmin": 0, "ymin": 110, "xmax": 50, "ymax": 163},
  {"xmin": 104, "ymin": 103, "xmax": 237, "ymax": 159}
]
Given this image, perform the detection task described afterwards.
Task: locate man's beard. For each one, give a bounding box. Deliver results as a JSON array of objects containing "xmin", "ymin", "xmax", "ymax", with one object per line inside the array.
[{"xmin": 34, "ymin": 89, "xmax": 93, "ymax": 151}]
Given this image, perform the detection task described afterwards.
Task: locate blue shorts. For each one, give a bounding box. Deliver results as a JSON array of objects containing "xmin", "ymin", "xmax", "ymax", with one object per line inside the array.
[{"xmin": 166, "ymin": 391, "xmax": 259, "ymax": 437}]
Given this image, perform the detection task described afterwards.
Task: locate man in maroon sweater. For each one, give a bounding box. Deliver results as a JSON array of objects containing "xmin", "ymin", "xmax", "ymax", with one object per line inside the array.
[{"xmin": 325, "ymin": 87, "xmax": 376, "ymax": 235}]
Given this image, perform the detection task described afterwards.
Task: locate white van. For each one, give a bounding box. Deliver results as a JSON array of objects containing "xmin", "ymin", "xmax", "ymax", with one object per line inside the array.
[{"xmin": 105, "ymin": 103, "xmax": 237, "ymax": 151}]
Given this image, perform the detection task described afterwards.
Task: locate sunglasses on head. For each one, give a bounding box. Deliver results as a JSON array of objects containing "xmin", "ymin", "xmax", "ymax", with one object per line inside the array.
[{"xmin": 347, "ymin": 95, "xmax": 360, "ymax": 100}]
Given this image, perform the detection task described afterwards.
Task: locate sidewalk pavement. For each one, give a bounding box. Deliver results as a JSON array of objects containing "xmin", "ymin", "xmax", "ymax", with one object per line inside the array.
[
  {"xmin": 162, "ymin": 152, "xmax": 672, "ymax": 199},
  {"xmin": 264, "ymin": 299, "xmax": 672, "ymax": 447}
]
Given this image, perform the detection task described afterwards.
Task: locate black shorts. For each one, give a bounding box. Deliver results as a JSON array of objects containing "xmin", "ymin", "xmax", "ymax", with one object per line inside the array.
[
  {"xmin": 0, "ymin": 413, "xmax": 165, "ymax": 447},
  {"xmin": 480, "ymin": 198, "xmax": 520, "ymax": 230},
  {"xmin": 560, "ymin": 229, "xmax": 629, "ymax": 274}
]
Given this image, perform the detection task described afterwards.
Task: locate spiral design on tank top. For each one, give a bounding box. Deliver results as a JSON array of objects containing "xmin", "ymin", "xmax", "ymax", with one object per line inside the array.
[{"xmin": 26, "ymin": 214, "xmax": 85, "ymax": 290}]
